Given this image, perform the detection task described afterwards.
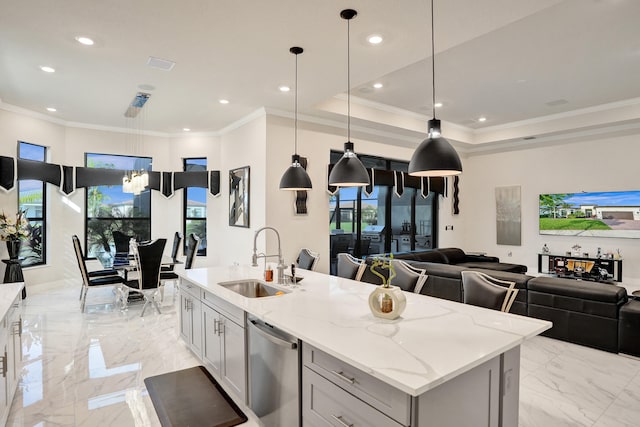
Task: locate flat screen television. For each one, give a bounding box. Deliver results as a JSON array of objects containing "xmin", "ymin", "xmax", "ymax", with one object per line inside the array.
[{"xmin": 539, "ymin": 190, "xmax": 640, "ymax": 238}]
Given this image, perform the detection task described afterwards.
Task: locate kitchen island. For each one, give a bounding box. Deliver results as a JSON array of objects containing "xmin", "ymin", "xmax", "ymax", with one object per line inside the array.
[{"xmin": 178, "ymin": 266, "xmax": 551, "ymax": 427}]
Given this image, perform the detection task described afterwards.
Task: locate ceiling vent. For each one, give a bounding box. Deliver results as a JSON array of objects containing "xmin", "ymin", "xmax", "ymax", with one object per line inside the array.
[
  {"xmin": 146, "ymin": 56, "xmax": 176, "ymax": 71},
  {"xmin": 124, "ymin": 92, "xmax": 151, "ymax": 118},
  {"xmin": 523, "ymin": 136, "xmax": 536, "ymax": 140}
]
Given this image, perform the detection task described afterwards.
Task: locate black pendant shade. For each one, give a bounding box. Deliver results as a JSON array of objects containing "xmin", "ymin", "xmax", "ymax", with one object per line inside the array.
[
  {"xmin": 327, "ymin": 9, "xmax": 370, "ymax": 188},
  {"xmin": 280, "ymin": 46, "xmax": 312, "ymax": 190},
  {"xmin": 408, "ymin": 135, "xmax": 462, "ymax": 177},
  {"xmin": 280, "ymin": 154, "xmax": 312, "ymax": 190},
  {"xmin": 329, "ymin": 141, "xmax": 369, "ymax": 187},
  {"xmin": 409, "ymin": 0, "xmax": 462, "ymax": 177}
]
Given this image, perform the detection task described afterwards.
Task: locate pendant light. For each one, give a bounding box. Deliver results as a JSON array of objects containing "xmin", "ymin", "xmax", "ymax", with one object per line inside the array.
[
  {"xmin": 328, "ymin": 9, "xmax": 370, "ymax": 187},
  {"xmin": 408, "ymin": 0, "xmax": 462, "ymax": 177},
  {"xmin": 279, "ymin": 46, "xmax": 313, "ymax": 190}
]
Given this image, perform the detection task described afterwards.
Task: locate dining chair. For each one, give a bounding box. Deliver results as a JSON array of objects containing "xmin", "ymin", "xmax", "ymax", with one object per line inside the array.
[
  {"xmin": 112, "ymin": 230, "xmax": 135, "ymax": 266},
  {"xmin": 72, "ymin": 235, "xmax": 124, "ymax": 312},
  {"xmin": 121, "ymin": 238, "xmax": 167, "ymax": 316},
  {"xmin": 390, "ymin": 259, "xmax": 428, "ymax": 293},
  {"xmin": 296, "ymin": 248, "xmax": 319, "ymax": 271},
  {"xmin": 336, "ymin": 253, "xmax": 366, "ymax": 281},
  {"xmin": 461, "ymin": 271, "xmax": 518, "ymax": 313},
  {"xmin": 161, "ymin": 233, "xmax": 200, "ymax": 303},
  {"xmin": 184, "ymin": 233, "xmax": 200, "ymax": 270},
  {"xmin": 159, "ymin": 232, "xmax": 183, "ymax": 301}
]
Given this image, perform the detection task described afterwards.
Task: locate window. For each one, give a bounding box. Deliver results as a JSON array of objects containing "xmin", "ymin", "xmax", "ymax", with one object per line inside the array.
[
  {"xmin": 85, "ymin": 153, "xmax": 152, "ymax": 265},
  {"xmin": 183, "ymin": 158, "xmax": 207, "ymax": 256},
  {"xmin": 329, "ymin": 151, "xmax": 438, "ymax": 273},
  {"xmin": 18, "ymin": 142, "xmax": 47, "ymax": 267}
]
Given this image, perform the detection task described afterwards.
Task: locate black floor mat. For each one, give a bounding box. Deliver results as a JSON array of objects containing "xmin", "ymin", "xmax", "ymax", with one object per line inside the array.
[{"xmin": 144, "ymin": 366, "xmax": 248, "ymax": 427}]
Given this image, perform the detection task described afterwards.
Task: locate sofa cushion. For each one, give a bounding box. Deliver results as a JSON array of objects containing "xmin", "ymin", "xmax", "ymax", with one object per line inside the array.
[
  {"xmin": 458, "ymin": 262, "xmax": 527, "ymax": 273},
  {"xmin": 528, "ymin": 277, "xmax": 626, "ymax": 303},
  {"xmin": 412, "ymin": 251, "xmax": 447, "ymax": 263},
  {"xmin": 435, "ymin": 248, "xmax": 467, "ymax": 264},
  {"xmin": 528, "ymin": 277, "xmax": 627, "ymax": 320},
  {"xmin": 410, "ymin": 262, "xmax": 465, "ymax": 302}
]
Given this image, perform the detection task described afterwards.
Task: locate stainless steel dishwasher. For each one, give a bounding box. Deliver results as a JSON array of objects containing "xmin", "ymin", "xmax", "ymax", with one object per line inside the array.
[{"xmin": 248, "ymin": 315, "xmax": 300, "ymax": 427}]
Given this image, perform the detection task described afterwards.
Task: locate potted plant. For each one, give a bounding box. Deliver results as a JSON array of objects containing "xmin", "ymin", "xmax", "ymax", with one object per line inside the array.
[
  {"xmin": 0, "ymin": 210, "xmax": 30, "ymax": 259},
  {"xmin": 367, "ymin": 254, "xmax": 407, "ymax": 320}
]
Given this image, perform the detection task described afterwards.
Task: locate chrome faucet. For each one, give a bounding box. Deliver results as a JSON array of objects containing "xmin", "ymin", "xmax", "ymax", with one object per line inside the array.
[{"xmin": 252, "ymin": 226, "xmax": 285, "ymax": 284}]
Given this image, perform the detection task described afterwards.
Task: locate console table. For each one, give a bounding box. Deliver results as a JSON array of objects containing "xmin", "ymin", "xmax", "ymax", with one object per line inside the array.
[{"xmin": 538, "ymin": 253, "xmax": 622, "ymax": 283}]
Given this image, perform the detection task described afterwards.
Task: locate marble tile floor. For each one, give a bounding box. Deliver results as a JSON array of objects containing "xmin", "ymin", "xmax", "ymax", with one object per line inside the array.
[
  {"xmin": 6, "ymin": 279, "xmax": 260, "ymax": 427},
  {"xmin": 6, "ymin": 278, "xmax": 640, "ymax": 426}
]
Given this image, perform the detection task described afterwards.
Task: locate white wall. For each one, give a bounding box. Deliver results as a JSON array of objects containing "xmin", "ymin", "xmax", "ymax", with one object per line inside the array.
[
  {"xmin": 265, "ymin": 115, "xmax": 417, "ymax": 274},
  {"xmin": 166, "ymin": 133, "xmax": 222, "ymax": 268},
  {"xmin": 215, "ymin": 114, "xmax": 268, "ymax": 268},
  {"xmin": 451, "ymin": 132, "xmax": 640, "ymax": 287},
  {"xmin": 4, "ymin": 105, "xmax": 640, "ymax": 290}
]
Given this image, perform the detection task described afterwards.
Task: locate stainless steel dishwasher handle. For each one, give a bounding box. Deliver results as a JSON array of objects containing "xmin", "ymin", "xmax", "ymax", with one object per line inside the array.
[{"xmin": 249, "ymin": 320, "xmax": 297, "ymax": 349}]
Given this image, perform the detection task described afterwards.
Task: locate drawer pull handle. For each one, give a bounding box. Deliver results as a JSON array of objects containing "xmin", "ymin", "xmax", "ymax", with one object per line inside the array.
[
  {"xmin": 331, "ymin": 415, "xmax": 354, "ymax": 427},
  {"xmin": 213, "ymin": 319, "xmax": 219, "ymax": 335},
  {"xmin": 330, "ymin": 370, "xmax": 355, "ymax": 384}
]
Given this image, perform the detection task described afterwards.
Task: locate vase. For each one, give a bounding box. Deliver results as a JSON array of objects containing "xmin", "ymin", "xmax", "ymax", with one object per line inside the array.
[
  {"xmin": 368, "ymin": 285, "xmax": 406, "ymax": 320},
  {"xmin": 6, "ymin": 239, "xmax": 22, "ymax": 260}
]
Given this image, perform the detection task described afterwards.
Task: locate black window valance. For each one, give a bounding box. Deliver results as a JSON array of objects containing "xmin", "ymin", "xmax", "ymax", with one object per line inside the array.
[{"xmin": 0, "ymin": 155, "xmax": 220, "ymax": 198}]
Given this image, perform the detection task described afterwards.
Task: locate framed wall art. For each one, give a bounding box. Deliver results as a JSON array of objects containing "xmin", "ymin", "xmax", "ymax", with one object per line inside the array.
[
  {"xmin": 496, "ymin": 185, "xmax": 521, "ymax": 245},
  {"xmin": 229, "ymin": 166, "xmax": 250, "ymax": 227}
]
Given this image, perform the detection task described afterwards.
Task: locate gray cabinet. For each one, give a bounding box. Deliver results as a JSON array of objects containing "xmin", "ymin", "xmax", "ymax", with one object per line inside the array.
[
  {"xmin": 303, "ymin": 343, "xmax": 409, "ymax": 426},
  {"xmin": 302, "ymin": 343, "xmax": 516, "ymax": 427},
  {"xmin": 303, "ymin": 367, "xmax": 403, "ymax": 427},
  {"xmin": 202, "ymin": 290, "xmax": 247, "ymax": 403},
  {"xmin": 179, "ymin": 280, "xmax": 202, "ymax": 357}
]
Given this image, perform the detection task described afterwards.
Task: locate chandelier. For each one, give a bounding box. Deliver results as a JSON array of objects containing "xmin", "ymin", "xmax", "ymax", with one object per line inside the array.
[
  {"xmin": 122, "ymin": 92, "xmax": 151, "ymax": 195},
  {"xmin": 122, "ymin": 169, "xmax": 149, "ymax": 195}
]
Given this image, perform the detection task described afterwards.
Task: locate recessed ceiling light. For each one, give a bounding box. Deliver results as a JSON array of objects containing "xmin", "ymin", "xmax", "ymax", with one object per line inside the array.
[
  {"xmin": 219, "ymin": 99, "xmax": 229, "ymax": 104},
  {"xmin": 434, "ymin": 102, "xmax": 443, "ymax": 108},
  {"xmin": 279, "ymin": 85, "xmax": 290, "ymax": 92},
  {"xmin": 46, "ymin": 107, "xmax": 57, "ymax": 112},
  {"xmin": 478, "ymin": 117, "xmax": 487, "ymax": 122},
  {"xmin": 75, "ymin": 36, "xmax": 94, "ymax": 46},
  {"xmin": 40, "ymin": 66, "xmax": 55, "ymax": 73},
  {"xmin": 183, "ymin": 128, "xmax": 191, "ymax": 132},
  {"xmin": 373, "ymin": 83, "xmax": 383, "ymax": 89},
  {"xmin": 367, "ymin": 35, "xmax": 383, "ymax": 45}
]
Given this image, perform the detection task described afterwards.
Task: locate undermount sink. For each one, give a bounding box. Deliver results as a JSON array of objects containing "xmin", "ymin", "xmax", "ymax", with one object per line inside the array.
[{"xmin": 218, "ymin": 280, "xmax": 290, "ymax": 298}]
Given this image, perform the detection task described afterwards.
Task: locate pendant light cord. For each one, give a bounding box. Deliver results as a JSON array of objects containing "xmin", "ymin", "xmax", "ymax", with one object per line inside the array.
[
  {"xmin": 294, "ymin": 52, "xmax": 298, "ymax": 155},
  {"xmin": 347, "ymin": 17, "xmax": 351, "ymax": 142},
  {"xmin": 431, "ymin": 0, "xmax": 436, "ymax": 120}
]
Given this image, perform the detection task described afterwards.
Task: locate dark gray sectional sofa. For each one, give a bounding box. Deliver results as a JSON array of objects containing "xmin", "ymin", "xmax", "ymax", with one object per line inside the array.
[{"xmin": 363, "ymin": 248, "xmax": 630, "ymax": 354}]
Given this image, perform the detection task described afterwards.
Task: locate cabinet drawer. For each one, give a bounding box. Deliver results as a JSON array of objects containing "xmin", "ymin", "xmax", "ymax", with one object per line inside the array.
[
  {"xmin": 180, "ymin": 279, "xmax": 202, "ymax": 300},
  {"xmin": 303, "ymin": 367, "xmax": 403, "ymax": 427},
  {"xmin": 303, "ymin": 344, "xmax": 410, "ymax": 425},
  {"xmin": 202, "ymin": 290, "xmax": 244, "ymax": 326}
]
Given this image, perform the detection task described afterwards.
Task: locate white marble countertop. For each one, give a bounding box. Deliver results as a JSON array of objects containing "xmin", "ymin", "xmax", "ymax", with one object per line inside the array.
[
  {"xmin": 179, "ymin": 266, "xmax": 551, "ymax": 396},
  {"xmin": 0, "ymin": 282, "xmax": 24, "ymax": 319}
]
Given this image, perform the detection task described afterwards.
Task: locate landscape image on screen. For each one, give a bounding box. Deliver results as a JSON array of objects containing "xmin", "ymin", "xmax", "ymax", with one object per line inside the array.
[{"xmin": 539, "ymin": 191, "xmax": 640, "ymax": 238}]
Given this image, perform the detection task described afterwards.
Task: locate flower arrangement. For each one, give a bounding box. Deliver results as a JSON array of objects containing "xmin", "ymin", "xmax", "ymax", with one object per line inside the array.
[{"xmin": 0, "ymin": 210, "xmax": 30, "ymax": 241}]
